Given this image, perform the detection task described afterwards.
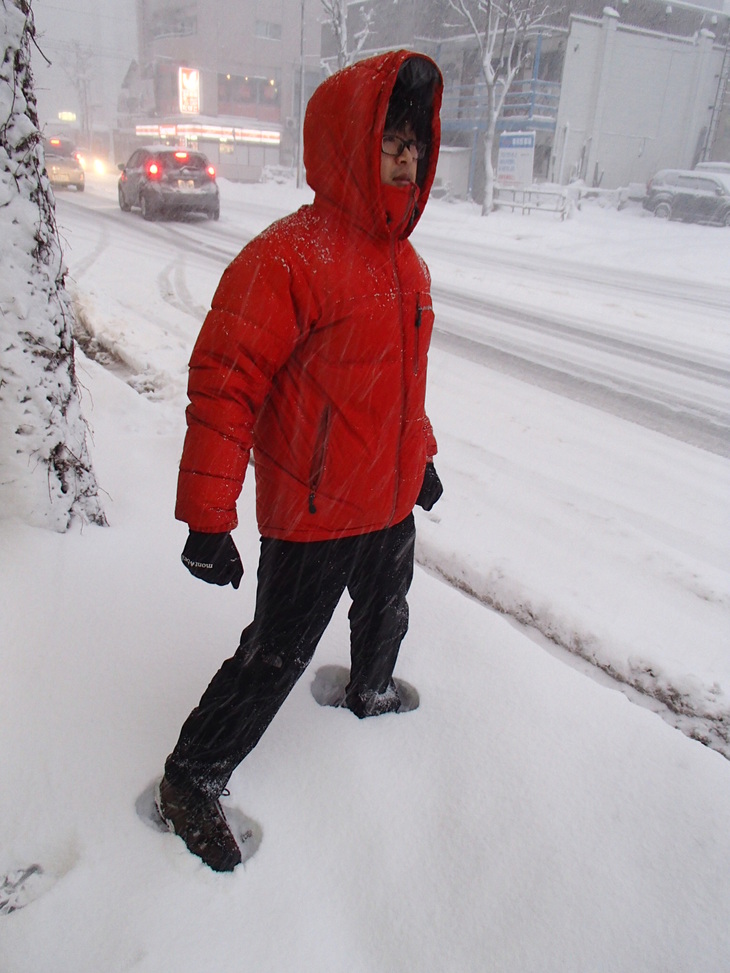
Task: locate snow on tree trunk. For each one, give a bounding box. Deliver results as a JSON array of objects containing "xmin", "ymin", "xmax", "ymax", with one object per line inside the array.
[
  {"xmin": 481, "ymin": 84, "xmax": 499, "ymax": 216},
  {"xmin": 482, "ymin": 127, "xmax": 496, "ymax": 216},
  {"xmin": 322, "ymin": 0, "xmax": 349, "ymax": 71},
  {"xmin": 0, "ymin": 0, "xmax": 106, "ymax": 531},
  {"xmin": 321, "ymin": 0, "xmax": 374, "ymax": 73}
]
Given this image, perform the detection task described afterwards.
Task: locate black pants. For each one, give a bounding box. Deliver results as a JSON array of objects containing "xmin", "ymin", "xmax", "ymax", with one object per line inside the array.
[{"xmin": 165, "ymin": 514, "xmax": 416, "ymax": 799}]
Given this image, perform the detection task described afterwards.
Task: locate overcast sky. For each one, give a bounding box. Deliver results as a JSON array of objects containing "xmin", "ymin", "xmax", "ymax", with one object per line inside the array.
[{"xmin": 32, "ymin": 0, "xmax": 137, "ymax": 135}]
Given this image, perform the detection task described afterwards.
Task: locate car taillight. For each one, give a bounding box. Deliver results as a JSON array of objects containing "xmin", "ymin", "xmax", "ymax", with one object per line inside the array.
[
  {"xmin": 146, "ymin": 162, "xmax": 161, "ymax": 179},
  {"xmin": 206, "ymin": 165, "xmax": 216, "ymax": 179},
  {"xmin": 174, "ymin": 151, "xmax": 188, "ymax": 160}
]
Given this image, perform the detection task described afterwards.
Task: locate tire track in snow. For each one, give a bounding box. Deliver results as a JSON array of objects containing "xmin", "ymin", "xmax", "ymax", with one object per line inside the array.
[
  {"xmin": 419, "ymin": 235, "xmax": 730, "ymax": 314},
  {"xmin": 60, "ymin": 212, "xmax": 110, "ymax": 283},
  {"xmin": 156, "ymin": 257, "xmax": 208, "ymax": 322},
  {"xmin": 432, "ymin": 285, "xmax": 729, "ymax": 383},
  {"xmin": 431, "ymin": 291, "xmax": 730, "ymax": 458}
]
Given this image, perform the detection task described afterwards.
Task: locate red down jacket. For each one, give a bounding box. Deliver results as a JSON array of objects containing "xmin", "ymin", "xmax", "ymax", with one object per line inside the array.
[{"xmin": 175, "ymin": 50, "xmax": 443, "ymax": 541}]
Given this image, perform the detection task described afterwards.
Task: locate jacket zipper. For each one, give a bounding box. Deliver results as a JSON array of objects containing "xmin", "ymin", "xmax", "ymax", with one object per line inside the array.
[
  {"xmin": 414, "ymin": 304, "xmax": 422, "ymax": 376},
  {"xmin": 389, "ymin": 233, "xmax": 406, "ymax": 526},
  {"xmin": 308, "ymin": 404, "xmax": 332, "ymax": 514}
]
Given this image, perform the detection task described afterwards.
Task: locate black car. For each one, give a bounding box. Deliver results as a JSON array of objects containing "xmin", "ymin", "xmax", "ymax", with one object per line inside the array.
[
  {"xmin": 117, "ymin": 146, "xmax": 220, "ymax": 221},
  {"xmin": 642, "ymin": 169, "xmax": 730, "ymax": 226}
]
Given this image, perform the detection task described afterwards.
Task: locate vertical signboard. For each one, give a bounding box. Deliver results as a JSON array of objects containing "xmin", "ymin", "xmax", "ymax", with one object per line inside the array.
[
  {"xmin": 497, "ymin": 131, "xmax": 536, "ymax": 187},
  {"xmin": 179, "ymin": 67, "xmax": 200, "ymax": 115}
]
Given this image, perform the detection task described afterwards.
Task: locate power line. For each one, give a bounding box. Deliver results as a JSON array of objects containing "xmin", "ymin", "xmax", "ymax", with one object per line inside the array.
[
  {"xmin": 37, "ymin": 2, "xmax": 136, "ymax": 26},
  {"xmin": 38, "ymin": 39, "xmax": 135, "ymax": 63}
]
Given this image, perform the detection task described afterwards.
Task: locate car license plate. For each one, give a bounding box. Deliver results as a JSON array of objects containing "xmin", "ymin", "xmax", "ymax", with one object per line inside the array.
[{"xmin": 178, "ymin": 179, "xmax": 195, "ymax": 189}]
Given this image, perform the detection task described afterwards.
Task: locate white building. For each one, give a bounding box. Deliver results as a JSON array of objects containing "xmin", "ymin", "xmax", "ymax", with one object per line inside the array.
[{"xmin": 553, "ymin": 6, "xmax": 730, "ymax": 187}]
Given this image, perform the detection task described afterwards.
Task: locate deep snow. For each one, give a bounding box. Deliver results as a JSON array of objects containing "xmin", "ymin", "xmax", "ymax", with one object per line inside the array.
[{"xmin": 1, "ymin": 173, "xmax": 729, "ymax": 971}]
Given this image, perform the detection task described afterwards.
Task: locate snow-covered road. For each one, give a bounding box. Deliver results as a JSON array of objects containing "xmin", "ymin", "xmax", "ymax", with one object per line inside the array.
[
  {"xmin": 430, "ymin": 285, "xmax": 729, "ymax": 455},
  {"xmin": 416, "ymin": 212, "xmax": 730, "ymax": 455},
  {"xmin": 59, "ymin": 178, "xmax": 730, "ymax": 456}
]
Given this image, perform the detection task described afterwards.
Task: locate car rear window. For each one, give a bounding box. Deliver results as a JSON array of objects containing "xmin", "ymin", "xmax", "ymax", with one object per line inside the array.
[
  {"xmin": 677, "ymin": 175, "xmax": 720, "ymax": 192},
  {"xmin": 158, "ymin": 152, "xmax": 208, "ymax": 172},
  {"xmin": 45, "ymin": 138, "xmax": 77, "ymax": 158}
]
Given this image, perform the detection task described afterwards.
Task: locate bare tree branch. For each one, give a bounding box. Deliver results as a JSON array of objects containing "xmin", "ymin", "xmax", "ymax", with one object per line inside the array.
[
  {"xmin": 321, "ymin": 0, "xmax": 375, "ymax": 71},
  {"xmin": 444, "ymin": 0, "xmax": 557, "ymax": 214}
]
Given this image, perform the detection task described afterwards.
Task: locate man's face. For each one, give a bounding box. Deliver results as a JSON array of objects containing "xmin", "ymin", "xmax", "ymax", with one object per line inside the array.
[{"xmin": 380, "ymin": 121, "xmax": 419, "ymax": 187}]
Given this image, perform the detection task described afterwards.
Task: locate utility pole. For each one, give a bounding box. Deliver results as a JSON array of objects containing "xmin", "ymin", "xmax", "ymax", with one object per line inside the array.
[{"xmin": 702, "ymin": 37, "xmax": 729, "ymax": 162}]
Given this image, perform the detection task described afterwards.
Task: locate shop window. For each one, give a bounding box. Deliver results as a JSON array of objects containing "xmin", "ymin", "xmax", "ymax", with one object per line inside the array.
[
  {"xmin": 255, "ymin": 20, "xmax": 282, "ymax": 40},
  {"xmin": 218, "ymin": 73, "xmax": 280, "ymax": 120},
  {"xmin": 150, "ymin": 6, "xmax": 197, "ymax": 39}
]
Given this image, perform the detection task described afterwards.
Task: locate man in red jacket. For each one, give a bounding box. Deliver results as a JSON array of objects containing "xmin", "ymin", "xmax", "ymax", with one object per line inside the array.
[{"xmin": 156, "ymin": 51, "xmax": 444, "ymax": 871}]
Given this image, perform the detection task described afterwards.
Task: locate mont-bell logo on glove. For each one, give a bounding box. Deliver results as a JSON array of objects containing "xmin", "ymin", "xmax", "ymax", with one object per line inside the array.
[{"xmin": 181, "ymin": 531, "xmax": 244, "ymax": 588}]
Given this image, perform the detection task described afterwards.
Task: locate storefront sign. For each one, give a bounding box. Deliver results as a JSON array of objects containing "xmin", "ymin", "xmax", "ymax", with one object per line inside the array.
[
  {"xmin": 497, "ymin": 131, "xmax": 536, "ymax": 187},
  {"xmin": 179, "ymin": 67, "xmax": 200, "ymax": 115}
]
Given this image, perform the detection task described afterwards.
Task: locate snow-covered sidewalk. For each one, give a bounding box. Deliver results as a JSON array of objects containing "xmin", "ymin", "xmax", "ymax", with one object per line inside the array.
[{"xmin": 1, "ymin": 353, "xmax": 729, "ymax": 971}]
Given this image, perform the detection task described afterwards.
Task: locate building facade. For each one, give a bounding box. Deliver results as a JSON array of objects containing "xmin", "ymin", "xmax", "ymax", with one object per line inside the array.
[
  {"xmin": 552, "ymin": 8, "xmax": 729, "ymax": 188},
  {"xmin": 119, "ymin": 0, "xmax": 322, "ymax": 179},
  {"xmin": 322, "ymin": 0, "xmax": 730, "ymax": 195}
]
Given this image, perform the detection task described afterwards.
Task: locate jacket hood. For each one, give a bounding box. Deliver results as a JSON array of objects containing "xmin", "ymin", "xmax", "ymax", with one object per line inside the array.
[{"xmin": 303, "ymin": 50, "xmax": 443, "ymax": 240}]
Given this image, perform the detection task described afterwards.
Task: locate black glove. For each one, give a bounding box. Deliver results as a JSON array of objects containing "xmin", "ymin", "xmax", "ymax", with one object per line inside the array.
[
  {"xmin": 416, "ymin": 462, "xmax": 443, "ymax": 511},
  {"xmin": 181, "ymin": 531, "xmax": 244, "ymax": 589}
]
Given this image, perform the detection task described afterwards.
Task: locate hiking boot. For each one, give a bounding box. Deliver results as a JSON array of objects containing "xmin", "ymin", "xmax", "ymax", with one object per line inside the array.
[
  {"xmin": 345, "ymin": 680, "xmax": 402, "ymax": 719},
  {"xmin": 155, "ymin": 776, "xmax": 242, "ymax": 872}
]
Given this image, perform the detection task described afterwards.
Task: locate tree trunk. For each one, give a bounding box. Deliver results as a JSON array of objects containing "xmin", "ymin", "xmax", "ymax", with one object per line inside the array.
[
  {"xmin": 482, "ymin": 126, "xmax": 496, "ymax": 216},
  {"xmin": 481, "ymin": 84, "xmax": 498, "ymax": 216},
  {"xmin": 0, "ymin": 0, "xmax": 106, "ymax": 530},
  {"xmin": 332, "ymin": 0, "xmax": 349, "ymax": 70}
]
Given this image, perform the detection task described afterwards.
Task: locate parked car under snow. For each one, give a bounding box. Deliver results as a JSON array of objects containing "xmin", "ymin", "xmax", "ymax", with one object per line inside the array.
[{"xmin": 643, "ymin": 169, "xmax": 730, "ymax": 226}]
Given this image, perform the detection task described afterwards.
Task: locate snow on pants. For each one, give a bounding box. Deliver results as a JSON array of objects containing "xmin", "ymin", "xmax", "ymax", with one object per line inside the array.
[{"xmin": 165, "ymin": 513, "xmax": 416, "ymax": 800}]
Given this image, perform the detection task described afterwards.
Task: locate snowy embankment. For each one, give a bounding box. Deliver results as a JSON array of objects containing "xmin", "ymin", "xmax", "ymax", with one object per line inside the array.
[{"xmin": 59, "ymin": 175, "xmax": 730, "ymax": 758}]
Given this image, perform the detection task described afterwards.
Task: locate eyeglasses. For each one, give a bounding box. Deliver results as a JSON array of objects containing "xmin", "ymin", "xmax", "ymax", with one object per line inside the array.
[{"xmin": 381, "ymin": 134, "xmax": 428, "ymax": 161}]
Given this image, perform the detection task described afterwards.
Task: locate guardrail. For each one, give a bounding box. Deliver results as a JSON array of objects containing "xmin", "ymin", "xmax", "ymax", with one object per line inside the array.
[
  {"xmin": 494, "ymin": 184, "xmax": 634, "ymax": 218},
  {"xmin": 494, "ymin": 183, "xmax": 643, "ymax": 219},
  {"xmin": 495, "ymin": 185, "xmax": 569, "ymax": 216}
]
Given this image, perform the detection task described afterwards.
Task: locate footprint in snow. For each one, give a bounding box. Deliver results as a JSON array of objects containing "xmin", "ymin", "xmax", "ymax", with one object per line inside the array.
[{"xmin": 0, "ymin": 864, "xmax": 57, "ymax": 916}]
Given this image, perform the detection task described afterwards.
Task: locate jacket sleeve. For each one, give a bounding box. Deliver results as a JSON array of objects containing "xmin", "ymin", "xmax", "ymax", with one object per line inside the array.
[{"xmin": 175, "ymin": 244, "xmax": 307, "ymax": 532}]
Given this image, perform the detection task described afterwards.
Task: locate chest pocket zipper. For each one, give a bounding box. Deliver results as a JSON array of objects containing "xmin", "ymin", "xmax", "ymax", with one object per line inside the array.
[
  {"xmin": 415, "ymin": 301, "xmax": 433, "ymax": 375},
  {"xmin": 308, "ymin": 405, "xmax": 332, "ymax": 514}
]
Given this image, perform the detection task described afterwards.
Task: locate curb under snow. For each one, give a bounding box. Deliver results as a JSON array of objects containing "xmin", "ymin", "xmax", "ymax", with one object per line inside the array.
[{"xmin": 415, "ymin": 540, "xmax": 730, "ymax": 761}]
